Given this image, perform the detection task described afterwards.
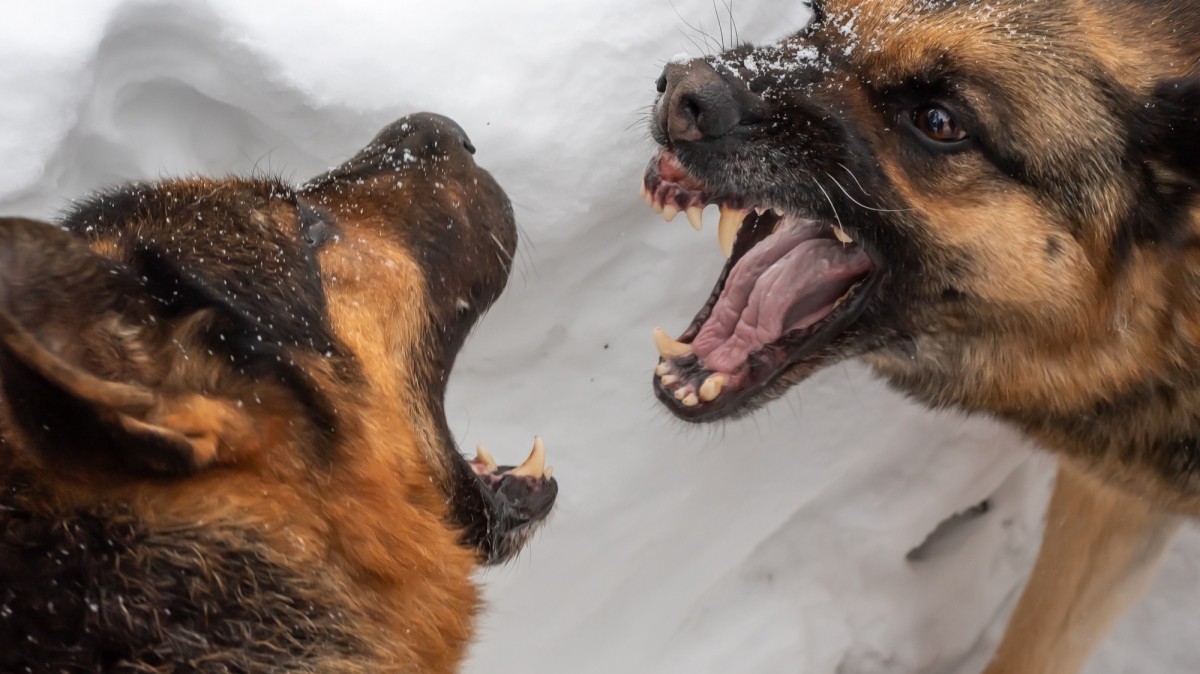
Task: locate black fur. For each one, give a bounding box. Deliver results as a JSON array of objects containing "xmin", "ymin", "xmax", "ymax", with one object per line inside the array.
[
  {"xmin": 63, "ymin": 182, "xmax": 358, "ymax": 455},
  {"xmin": 0, "ymin": 480, "xmax": 366, "ymax": 673}
]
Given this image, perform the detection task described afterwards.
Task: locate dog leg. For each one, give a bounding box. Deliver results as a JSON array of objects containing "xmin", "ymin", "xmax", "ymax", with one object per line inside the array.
[{"xmin": 982, "ymin": 460, "xmax": 1180, "ymax": 674}]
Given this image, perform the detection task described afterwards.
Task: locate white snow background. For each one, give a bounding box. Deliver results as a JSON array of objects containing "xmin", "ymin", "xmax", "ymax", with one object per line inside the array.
[{"xmin": 0, "ymin": 1, "xmax": 1197, "ymax": 673}]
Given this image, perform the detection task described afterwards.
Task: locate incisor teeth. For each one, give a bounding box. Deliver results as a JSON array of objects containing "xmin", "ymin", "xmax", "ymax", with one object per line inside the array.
[
  {"xmin": 544, "ymin": 466, "xmax": 555, "ymax": 480},
  {"xmin": 832, "ymin": 224, "xmax": 854, "ymax": 244},
  {"xmin": 661, "ymin": 374, "xmax": 679, "ymax": 385},
  {"xmin": 682, "ymin": 393, "xmax": 699, "ymax": 407},
  {"xmin": 653, "ymin": 327, "xmax": 692, "ymax": 358},
  {"xmin": 663, "ymin": 204, "xmax": 679, "ymax": 222},
  {"xmin": 655, "ymin": 362, "xmax": 671, "ymax": 376},
  {"xmin": 699, "ymin": 374, "xmax": 726, "ymax": 402},
  {"xmin": 755, "ymin": 206, "xmax": 768, "ymax": 216},
  {"xmin": 674, "ymin": 388, "xmax": 688, "ymax": 401},
  {"xmin": 686, "ymin": 206, "xmax": 704, "ymax": 231},
  {"xmin": 509, "ymin": 436, "xmax": 546, "ymax": 479},
  {"xmin": 640, "ymin": 183, "xmax": 650, "ymax": 201},
  {"xmin": 718, "ymin": 206, "xmax": 748, "ymax": 258},
  {"xmin": 475, "ymin": 444, "xmax": 498, "ymax": 472}
]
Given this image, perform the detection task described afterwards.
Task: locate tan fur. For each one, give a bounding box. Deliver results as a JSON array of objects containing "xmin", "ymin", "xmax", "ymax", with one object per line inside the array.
[
  {"xmin": 983, "ymin": 462, "xmax": 1180, "ymax": 674},
  {"xmin": 0, "ymin": 113, "xmax": 535, "ymax": 671},
  {"xmin": 648, "ymin": 1, "xmax": 1200, "ymax": 670}
]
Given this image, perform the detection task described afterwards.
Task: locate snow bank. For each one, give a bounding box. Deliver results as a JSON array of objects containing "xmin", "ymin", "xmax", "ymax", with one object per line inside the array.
[{"xmin": 0, "ymin": 2, "xmax": 1195, "ymax": 672}]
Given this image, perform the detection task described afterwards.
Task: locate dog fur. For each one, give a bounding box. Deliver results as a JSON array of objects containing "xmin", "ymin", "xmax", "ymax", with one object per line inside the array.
[
  {"xmin": 0, "ymin": 113, "xmax": 556, "ymax": 672},
  {"xmin": 644, "ymin": 1, "xmax": 1200, "ymax": 671}
]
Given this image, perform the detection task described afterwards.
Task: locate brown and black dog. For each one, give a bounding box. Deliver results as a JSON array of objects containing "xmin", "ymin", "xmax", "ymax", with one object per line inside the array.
[
  {"xmin": 0, "ymin": 113, "xmax": 556, "ymax": 672},
  {"xmin": 642, "ymin": 1, "xmax": 1200, "ymax": 671}
]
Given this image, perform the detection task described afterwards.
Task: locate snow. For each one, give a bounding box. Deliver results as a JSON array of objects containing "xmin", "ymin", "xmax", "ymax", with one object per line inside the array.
[{"xmin": 1, "ymin": 2, "xmax": 1197, "ymax": 673}]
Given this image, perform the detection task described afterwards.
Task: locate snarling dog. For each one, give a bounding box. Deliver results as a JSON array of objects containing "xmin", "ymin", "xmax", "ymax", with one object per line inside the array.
[
  {"xmin": 641, "ymin": 1, "xmax": 1200, "ymax": 671},
  {"xmin": 0, "ymin": 113, "xmax": 556, "ymax": 672}
]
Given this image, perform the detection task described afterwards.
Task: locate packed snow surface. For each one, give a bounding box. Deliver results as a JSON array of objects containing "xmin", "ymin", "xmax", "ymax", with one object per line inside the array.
[{"xmin": 0, "ymin": 2, "xmax": 1196, "ymax": 672}]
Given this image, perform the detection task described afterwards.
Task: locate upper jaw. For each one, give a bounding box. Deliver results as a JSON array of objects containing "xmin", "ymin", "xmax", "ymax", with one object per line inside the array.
[{"xmin": 306, "ymin": 113, "xmax": 553, "ymax": 563}]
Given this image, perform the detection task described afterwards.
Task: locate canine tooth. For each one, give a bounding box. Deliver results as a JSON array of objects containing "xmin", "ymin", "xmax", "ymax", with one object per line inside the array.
[
  {"xmin": 509, "ymin": 436, "xmax": 546, "ymax": 478},
  {"xmin": 475, "ymin": 444, "xmax": 498, "ymax": 472},
  {"xmin": 653, "ymin": 327, "xmax": 692, "ymax": 358},
  {"xmin": 682, "ymin": 393, "xmax": 700, "ymax": 407},
  {"xmin": 699, "ymin": 374, "xmax": 726, "ymax": 402},
  {"xmin": 655, "ymin": 362, "xmax": 671, "ymax": 376},
  {"xmin": 661, "ymin": 374, "xmax": 679, "ymax": 386},
  {"xmin": 686, "ymin": 206, "xmax": 704, "ymax": 231},
  {"xmin": 663, "ymin": 204, "xmax": 679, "ymax": 222},
  {"xmin": 718, "ymin": 206, "xmax": 748, "ymax": 258},
  {"xmin": 832, "ymin": 224, "xmax": 854, "ymax": 244}
]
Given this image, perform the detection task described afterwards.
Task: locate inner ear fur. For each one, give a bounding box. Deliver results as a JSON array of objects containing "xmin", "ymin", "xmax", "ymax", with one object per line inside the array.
[{"xmin": 0, "ymin": 217, "xmax": 260, "ymax": 477}]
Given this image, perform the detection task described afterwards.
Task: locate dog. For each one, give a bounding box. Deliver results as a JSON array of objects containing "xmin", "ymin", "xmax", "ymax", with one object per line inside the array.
[
  {"xmin": 641, "ymin": 1, "xmax": 1200, "ymax": 671},
  {"xmin": 0, "ymin": 112, "xmax": 557, "ymax": 672}
]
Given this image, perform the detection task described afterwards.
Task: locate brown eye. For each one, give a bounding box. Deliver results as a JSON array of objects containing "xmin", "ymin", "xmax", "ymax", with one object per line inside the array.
[{"xmin": 913, "ymin": 105, "xmax": 967, "ymax": 143}]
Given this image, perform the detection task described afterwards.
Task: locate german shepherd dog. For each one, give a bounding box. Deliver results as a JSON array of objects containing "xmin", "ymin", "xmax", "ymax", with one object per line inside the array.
[
  {"xmin": 0, "ymin": 113, "xmax": 556, "ymax": 672},
  {"xmin": 642, "ymin": 1, "xmax": 1200, "ymax": 671}
]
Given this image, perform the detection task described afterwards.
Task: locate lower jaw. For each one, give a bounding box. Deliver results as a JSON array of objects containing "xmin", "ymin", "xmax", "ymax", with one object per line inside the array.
[{"xmin": 653, "ymin": 262, "xmax": 880, "ymax": 420}]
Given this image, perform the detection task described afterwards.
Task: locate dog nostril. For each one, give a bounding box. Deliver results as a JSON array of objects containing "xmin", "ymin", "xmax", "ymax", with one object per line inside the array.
[
  {"xmin": 681, "ymin": 97, "xmax": 702, "ymax": 126},
  {"xmin": 661, "ymin": 60, "xmax": 748, "ymax": 143},
  {"xmin": 656, "ymin": 74, "xmax": 668, "ymax": 93},
  {"xmin": 463, "ymin": 139, "xmax": 476, "ymax": 155}
]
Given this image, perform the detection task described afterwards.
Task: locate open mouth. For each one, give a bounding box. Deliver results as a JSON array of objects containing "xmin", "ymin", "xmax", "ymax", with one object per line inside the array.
[
  {"xmin": 469, "ymin": 437, "xmax": 556, "ymax": 521},
  {"xmin": 642, "ymin": 150, "xmax": 880, "ymax": 421},
  {"xmin": 450, "ymin": 435, "xmax": 557, "ymax": 565}
]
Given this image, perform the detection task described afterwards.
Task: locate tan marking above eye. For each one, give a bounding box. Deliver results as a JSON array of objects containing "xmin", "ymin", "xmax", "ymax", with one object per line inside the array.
[{"xmin": 913, "ymin": 105, "xmax": 967, "ymax": 142}]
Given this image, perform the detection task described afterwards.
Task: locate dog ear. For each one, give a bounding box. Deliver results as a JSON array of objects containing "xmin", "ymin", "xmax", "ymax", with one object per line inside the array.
[
  {"xmin": 0, "ymin": 218, "xmax": 258, "ymax": 476},
  {"xmin": 1145, "ymin": 75, "xmax": 1200, "ymax": 180}
]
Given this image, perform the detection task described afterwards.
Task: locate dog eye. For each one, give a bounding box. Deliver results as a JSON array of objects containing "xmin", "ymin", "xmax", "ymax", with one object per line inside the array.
[{"xmin": 912, "ymin": 106, "xmax": 967, "ymax": 143}]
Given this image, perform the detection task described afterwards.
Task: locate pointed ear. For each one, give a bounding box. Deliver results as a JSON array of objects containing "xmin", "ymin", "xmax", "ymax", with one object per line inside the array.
[
  {"xmin": 0, "ymin": 218, "xmax": 256, "ymax": 476},
  {"xmin": 1146, "ymin": 75, "xmax": 1200, "ymax": 180}
]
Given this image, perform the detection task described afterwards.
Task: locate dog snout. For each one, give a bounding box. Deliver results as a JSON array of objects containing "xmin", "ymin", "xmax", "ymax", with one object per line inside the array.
[{"xmin": 657, "ymin": 59, "xmax": 750, "ymax": 143}]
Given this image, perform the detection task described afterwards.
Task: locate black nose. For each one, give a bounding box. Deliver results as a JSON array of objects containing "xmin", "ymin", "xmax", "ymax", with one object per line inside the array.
[
  {"xmin": 374, "ymin": 113, "xmax": 478, "ymax": 159},
  {"xmin": 657, "ymin": 59, "xmax": 748, "ymax": 143}
]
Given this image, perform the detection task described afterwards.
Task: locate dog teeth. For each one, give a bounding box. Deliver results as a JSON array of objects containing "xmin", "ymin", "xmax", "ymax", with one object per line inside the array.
[
  {"xmin": 509, "ymin": 436, "xmax": 547, "ymax": 479},
  {"xmin": 653, "ymin": 327, "xmax": 692, "ymax": 358},
  {"xmin": 655, "ymin": 362, "xmax": 671, "ymax": 376},
  {"xmin": 718, "ymin": 206, "xmax": 748, "ymax": 258},
  {"xmin": 475, "ymin": 444, "xmax": 498, "ymax": 472},
  {"xmin": 686, "ymin": 206, "xmax": 704, "ymax": 231},
  {"xmin": 754, "ymin": 206, "xmax": 768, "ymax": 216},
  {"xmin": 699, "ymin": 374, "xmax": 726, "ymax": 402},
  {"xmin": 661, "ymin": 374, "xmax": 679, "ymax": 385},
  {"xmin": 640, "ymin": 183, "xmax": 650, "ymax": 202},
  {"xmin": 832, "ymin": 224, "xmax": 854, "ymax": 244},
  {"xmin": 663, "ymin": 204, "xmax": 679, "ymax": 222},
  {"xmin": 544, "ymin": 466, "xmax": 555, "ymax": 480},
  {"xmin": 682, "ymin": 393, "xmax": 699, "ymax": 407}
]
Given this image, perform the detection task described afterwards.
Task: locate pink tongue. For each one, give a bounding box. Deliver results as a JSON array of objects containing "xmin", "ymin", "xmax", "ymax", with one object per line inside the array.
[{"xmin": 692, "ymin": 217, "xmax": 872, "ymax": 374}]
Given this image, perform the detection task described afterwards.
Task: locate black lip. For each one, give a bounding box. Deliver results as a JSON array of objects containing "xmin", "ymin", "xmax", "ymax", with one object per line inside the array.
[{"xmin": 653, "ymin": 209, "xmax": 884, "ymax": 423}]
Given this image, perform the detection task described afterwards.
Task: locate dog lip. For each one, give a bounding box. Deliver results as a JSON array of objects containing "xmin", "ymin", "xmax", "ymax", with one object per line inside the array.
[
  {"xmin": 644, "ymin": 148, "xmax": 885, "ymax": 421},
  {"xmin": 653, "ymin": 269, "xmax": 881, "ymax": 422}
]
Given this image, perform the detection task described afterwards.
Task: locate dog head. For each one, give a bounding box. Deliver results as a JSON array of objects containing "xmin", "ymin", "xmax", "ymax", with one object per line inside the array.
[
  {"xmin": 643, "ymin": 0, "xmax": 1200, "ymax": 423},
  {"xmin": 0, "ymin": 113, "xmax": 555, "ymax": 569}
]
